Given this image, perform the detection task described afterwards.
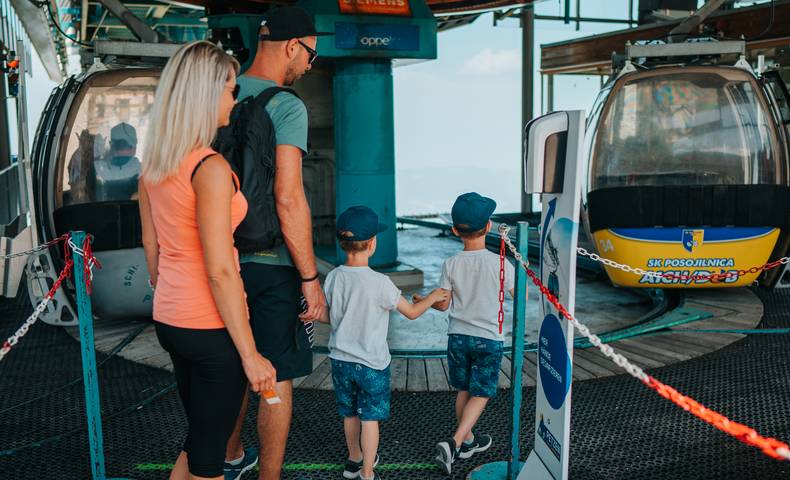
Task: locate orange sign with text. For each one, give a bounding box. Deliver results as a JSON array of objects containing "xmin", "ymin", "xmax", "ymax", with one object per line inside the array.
[{"xmin": 338, "ymin": 0, "xmax": 412, "ymax": 16}]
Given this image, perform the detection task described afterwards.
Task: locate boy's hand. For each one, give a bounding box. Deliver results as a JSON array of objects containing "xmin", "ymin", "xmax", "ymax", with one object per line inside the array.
[{"xmin": 429, "ymin": 288, "xmax": 449, "ymax": 303}]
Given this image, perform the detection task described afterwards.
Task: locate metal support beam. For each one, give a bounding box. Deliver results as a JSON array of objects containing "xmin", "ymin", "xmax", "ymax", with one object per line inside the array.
[
  {"xmin": 81, "ymin": 0, "xmax": 88, "ymax": 40},
  {"xmin": 521, "ymin": 6, "xmax": 534, "ymax": 215},
  {"xmin": 534, "ymin": 14, "xmax": 633, "ymax": 24},
  {"xmin": 667, "ymin": 0, "xmax": 728, "ymax": 43},
  {"xmin": 8, "ymin": 0, "xmax": 62, "ymax": 81},
  {"xmin": 541, "ymin": 1, "xmax": 790, "ymax": 75},
  {"xmin": 93, "ymin": 39, "xmax": 179, "ymax": 57},
  {"xmin": 0, "ymin": 73, "xmax": 11, "ymax": 170},
  {"xmin": 95, "ymin": 0, "xmax": 160, "ymax": 43}
]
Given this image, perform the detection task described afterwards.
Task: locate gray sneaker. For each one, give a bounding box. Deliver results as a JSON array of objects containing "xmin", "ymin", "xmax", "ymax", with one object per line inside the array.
[
  {"xmin": 223, "ymin": 447, "xmax": 258, "ymax": 480},
  {"xmin": 458, "ymin": 433, "xmax": 492, "ymax": 459},
  {"xmin": 342, "ymin": 454, "xmax": 380, "ymax": 479},
  {"xmin": 434, "ymin": 438, "xmax": 457, "ymax": 476}
]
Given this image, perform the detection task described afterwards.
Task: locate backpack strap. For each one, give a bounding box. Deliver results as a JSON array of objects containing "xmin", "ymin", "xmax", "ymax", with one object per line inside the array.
[
  {"xmin": 252, "ymin": 86, "xmax": 301, "ymax": 109},
  {"xmin": 191, "ymin": 154, "xmax": 239, "ymax": 193}
]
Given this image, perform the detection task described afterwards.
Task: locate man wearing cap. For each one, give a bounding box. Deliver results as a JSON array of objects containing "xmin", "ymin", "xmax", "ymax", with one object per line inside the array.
[
  {"xmin": 92, "ymin": 122, "xmax": 141, "ymax": 202},
  {"xmin": 223, "ymin": 6, "xmax": 332, "ymax": 480}
]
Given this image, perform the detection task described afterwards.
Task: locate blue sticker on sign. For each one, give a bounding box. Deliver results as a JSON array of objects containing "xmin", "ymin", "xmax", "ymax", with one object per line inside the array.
[
  {"xmin": 335, "ymin": 22, "xmax": 419, "ymax": 51},
  {"xmin": 538, "ymin": 314, "xmax": 571, "ymax": 410},
  {"xmin": 538, "ymin": 416, "xmax": 561, "ymax": 461}
]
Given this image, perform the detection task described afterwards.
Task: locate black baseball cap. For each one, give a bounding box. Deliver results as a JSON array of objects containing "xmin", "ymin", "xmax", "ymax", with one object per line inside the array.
[
  {"xmin": 451, "ymin": 192, "xmax": 497, "ymax": 233},
  {"xmin": 260, "ymin": 6, "xmax": 333, "ymax": 41},
  {"xmin": 336, "ymin": 206, "xmax": 388, "ymax": 242}
]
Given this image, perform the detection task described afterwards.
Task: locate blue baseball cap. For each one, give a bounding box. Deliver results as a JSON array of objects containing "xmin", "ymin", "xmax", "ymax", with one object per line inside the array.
[
  {"xmin": 451, "ymin": 192, "xmax": 496, "ymax": 233},
  {"xmin": 336, "ymin": 206, "xmax": 388, "ymax": 241}
]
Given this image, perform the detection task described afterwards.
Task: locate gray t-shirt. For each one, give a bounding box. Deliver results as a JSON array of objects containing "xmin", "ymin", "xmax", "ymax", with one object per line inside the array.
[
  {"xmin": 440, "ymin": 249, "xmax": 515, "ymax": 342},
  {"xmin": 324, "ymin": 265, "xmax": 402, "ymax": 370},
  {"xmin": 236, "ymin": 75, "xmax": 308, "ymax": 268}
]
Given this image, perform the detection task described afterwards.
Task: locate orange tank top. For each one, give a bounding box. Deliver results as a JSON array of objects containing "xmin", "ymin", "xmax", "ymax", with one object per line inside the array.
[{"xmin": 143, "ymin": 147, "xmax": 248, "ymax": 329}]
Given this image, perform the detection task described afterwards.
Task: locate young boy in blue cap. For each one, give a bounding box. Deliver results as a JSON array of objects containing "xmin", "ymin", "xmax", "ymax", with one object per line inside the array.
[
  {"xmin": 415, "ymin": 192, "xmax": 516, "ymax": 475},
  {"xmin": 314, "ymin": 205, "xmax": 448, "ymax": 480}
]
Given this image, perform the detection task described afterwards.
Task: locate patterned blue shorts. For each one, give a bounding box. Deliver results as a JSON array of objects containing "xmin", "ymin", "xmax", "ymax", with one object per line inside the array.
[
  {"xmin": 330, "ymin": 358, "xmax": 391, "ymax": 421},
  {"xmin": 447, "ymin": 334, "xmax": 503, "ymax": 398}
]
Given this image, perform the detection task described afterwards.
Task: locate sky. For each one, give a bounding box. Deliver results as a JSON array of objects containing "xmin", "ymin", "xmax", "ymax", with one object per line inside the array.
[
  {"xmin": 15, "ymin": 0, "xmax": 652, "ymax": 215},
  {"xmin": 393, "ymin": 0, "xmax": 637, "ymax": 214}
]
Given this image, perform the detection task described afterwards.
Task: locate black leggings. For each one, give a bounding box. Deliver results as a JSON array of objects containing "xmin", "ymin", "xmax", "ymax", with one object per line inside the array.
[{"xmin": 154, "ymin": 321, "xmax": 246, "ymax": 477}]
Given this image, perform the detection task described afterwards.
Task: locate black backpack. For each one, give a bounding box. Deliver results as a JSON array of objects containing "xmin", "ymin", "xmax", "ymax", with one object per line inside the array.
[{"xmin": 213, "ymin": 86, "xmax": 300, "ymax": 253}]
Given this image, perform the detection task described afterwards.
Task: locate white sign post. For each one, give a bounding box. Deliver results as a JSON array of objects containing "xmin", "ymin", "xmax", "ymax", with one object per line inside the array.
[{"xmin": 519, "ymin": 110, "xmax": 585, "ymax": 480}]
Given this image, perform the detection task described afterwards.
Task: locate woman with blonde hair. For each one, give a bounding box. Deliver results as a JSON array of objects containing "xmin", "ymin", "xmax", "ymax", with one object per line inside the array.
[{"xmin": 138, "ymin": 40, "xmax": 276, "ymax": 480}]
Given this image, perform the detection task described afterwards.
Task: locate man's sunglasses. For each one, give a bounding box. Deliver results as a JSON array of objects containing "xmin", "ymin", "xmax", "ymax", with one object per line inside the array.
[
  {"xmin": 232, "ymin": 84, "xmax": 240, "ymax": 100},
  {"xmin": 298, "ymin": 40, "xmax": 318, "ymax": 65}
]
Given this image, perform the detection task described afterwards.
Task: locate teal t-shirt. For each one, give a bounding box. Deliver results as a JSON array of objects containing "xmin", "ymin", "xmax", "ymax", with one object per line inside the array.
[{"xmin": 236, "ymin": 75, "xmax": 308, "ymax": 267}]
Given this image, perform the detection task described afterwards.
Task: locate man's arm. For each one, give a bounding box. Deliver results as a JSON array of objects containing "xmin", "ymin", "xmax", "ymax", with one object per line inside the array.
[{"xmin": 274, "ymin": 144, "xmax": 326, "ymax": 321}]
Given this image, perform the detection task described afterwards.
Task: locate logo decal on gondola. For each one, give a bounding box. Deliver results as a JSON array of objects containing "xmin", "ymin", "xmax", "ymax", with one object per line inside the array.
[{"xmin": 682, "ymin": 229, "xmax": 704, "ymax": 253}]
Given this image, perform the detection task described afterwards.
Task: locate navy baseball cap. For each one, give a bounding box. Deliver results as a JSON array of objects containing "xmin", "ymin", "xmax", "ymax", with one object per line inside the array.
[
  {"xmin": 451, "ymin": 192, "xmax": 496, "ymax": 233},
  {"xmin": 336, "ymin": 206, "xmax": 388, "ymax": 241},
  {"xmin": 260, "ymin": 6, "xmax": 333, "ymax": 41}
]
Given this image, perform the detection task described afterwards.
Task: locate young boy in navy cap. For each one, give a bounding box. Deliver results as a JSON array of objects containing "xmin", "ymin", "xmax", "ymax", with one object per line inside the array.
[
  {"xmin": 314, "ymin": 205, "xmax": 448, "ymax": 480},
  {"xmin": 415, "ymin": 192, "xmax": 516, "ymax": 475}
]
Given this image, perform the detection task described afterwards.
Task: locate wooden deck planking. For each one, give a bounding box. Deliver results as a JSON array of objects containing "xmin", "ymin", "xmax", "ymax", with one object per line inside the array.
[
  {"xmin": 299, "ymin": 356, "xmax": 332, "ymax": 389},
  {"xmin": 573, "ymin": 349, "xmax": 624, "ymax": 376},
  {"xmin": 68, "ymin": 287, "xmax": 763, "ymax": 392},
  {"xmin": 426, "ymin": 358, "xmax": 449, "ymax": 391},
  {"xmin": 406, "ymin": 359, "xmax": 428, "ymax": 392},
  {"xmin": 390, "ymin": 358, "xmax": 408, "ymax": 391},
  {"xmin": 612, "ymin": 340, "xmax": 681, "ymax": 366},
  {"xmin": 569, "ymin": 359, "xmax": 596, "ymax": 381},
  {"xmin": 616, "ymin": 338, "xmax": 695, "ymax": 362}
]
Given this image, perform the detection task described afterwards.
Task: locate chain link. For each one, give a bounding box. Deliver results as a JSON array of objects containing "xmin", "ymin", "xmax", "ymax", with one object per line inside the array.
[
  {"xmin": 499, "ymin": 223, "xmax": 790, "ymax": 461},
  {"xmin": 576, "ymin": 247, "xmax": 790, "ymax": 283},
  {"xmin": 67, "ymin": 235, "xmax": 101, "ymax": 293},
  {"xmin": 497, "ymin": 234, "xmax": 506, "ymax": 334},
  {"xmin": 0, "ymin": 259, "xmax": 73, "ymax": 362},
  {"xmin": 500, "ymin": 225, "xmax": 649, "ymax": 382},
  {"xmin": 0, "ymin": 234, "xmax": 69, "ymax": 261}
]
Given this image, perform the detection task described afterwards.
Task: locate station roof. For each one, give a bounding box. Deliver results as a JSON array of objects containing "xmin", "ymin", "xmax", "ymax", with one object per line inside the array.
[
  {"xmin": 21, "ymin": 0, "xmax": 531, "ymax": 81},
  {"xmin": 178, "ymin": 1, "xmax": 529, "ymax": 14},
  {"xmin": 540, "ymin": 0, "xmax": 790, "ymax": 75}
]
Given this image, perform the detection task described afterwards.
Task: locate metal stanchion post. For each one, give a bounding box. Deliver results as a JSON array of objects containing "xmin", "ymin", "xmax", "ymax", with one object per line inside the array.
[
  {"xmin": 468, "ymin": 221, "xmax": 529, "ymax": 479},
  {"xmin": 71, "ymin": 230, "xmax": 107, "ymax": 480}
]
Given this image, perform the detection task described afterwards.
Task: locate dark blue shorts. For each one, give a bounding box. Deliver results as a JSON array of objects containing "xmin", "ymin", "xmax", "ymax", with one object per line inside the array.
[
  {"xmin": 330, "ymin": 358, "xmax": 391, "ymax": 421},
  {"xmin": 447, "ymin": 334, "xmax": 503, "ymax": 398}
]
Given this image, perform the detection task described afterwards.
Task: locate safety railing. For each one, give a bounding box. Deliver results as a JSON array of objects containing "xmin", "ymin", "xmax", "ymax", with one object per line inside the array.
[{"xmin": 499, "ymin": 223, "xmax": 790, "ymax": 462}]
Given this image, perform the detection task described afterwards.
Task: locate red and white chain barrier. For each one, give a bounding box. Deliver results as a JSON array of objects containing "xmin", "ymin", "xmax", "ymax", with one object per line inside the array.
[
  {"xmin": 0, "ymin": 234, "xmax": 99, "ymax": 362},
  {"xmin": 499, "ymin": 224, "xmax": 790, "ymax": 461},
  {"xmin": 576, "ymin": 246, "xmax": 790, "ymax": 283}
]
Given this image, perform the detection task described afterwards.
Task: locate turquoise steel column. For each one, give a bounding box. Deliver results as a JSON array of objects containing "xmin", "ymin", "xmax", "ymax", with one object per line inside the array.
[
  {"xmin": 509, "ymin": 222, "xmax": 529, "ymax": 479},
  {"xmin": 334, "ymin": 58, "xmax": 397, "ymax": 267},
  {"xmin": 71, "ymin": 231, "xmax": 107, "ymax": 480}
]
